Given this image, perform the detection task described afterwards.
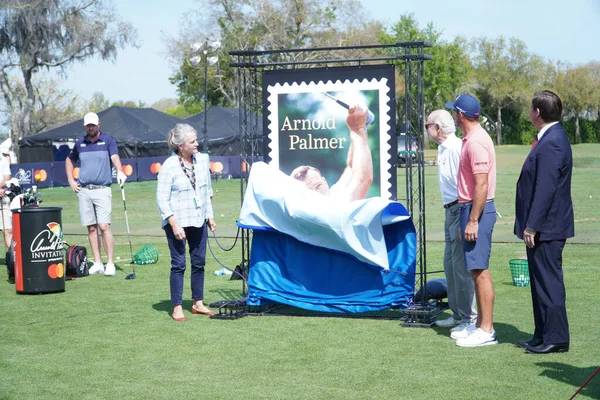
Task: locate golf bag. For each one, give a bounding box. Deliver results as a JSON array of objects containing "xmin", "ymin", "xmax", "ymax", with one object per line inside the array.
[
  {"xmin": 65, "ymin": 245, "xmax": 89, "ymax": 277},
  {"xmin": 5, "ymin": 249, "xmax": 14, "ymax": 280}
]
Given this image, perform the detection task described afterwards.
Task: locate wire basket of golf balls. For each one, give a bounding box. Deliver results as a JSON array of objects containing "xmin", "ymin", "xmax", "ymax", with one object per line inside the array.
[
  {"xmin": 509, "ymin": 259, "xmax": 530, "ymax": 287},
  {"xmin": 133, "ymin": 244, "xmax": 159, "ymax": 265}
]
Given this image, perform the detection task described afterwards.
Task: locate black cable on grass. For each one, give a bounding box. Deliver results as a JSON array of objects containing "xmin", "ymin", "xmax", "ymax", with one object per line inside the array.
[{"xmin": 207, "ymin": 228, "xmax": 247, "ymax": 283}]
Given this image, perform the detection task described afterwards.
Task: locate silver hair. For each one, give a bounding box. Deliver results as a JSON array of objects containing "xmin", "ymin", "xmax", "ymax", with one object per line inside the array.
[
  {"xmin": 167, "ymin": 123, "xmax": 197, "ymax": 153},
  {"xmin": 429, "ymin": 109, "xmax": 456, "ymax": 135}
]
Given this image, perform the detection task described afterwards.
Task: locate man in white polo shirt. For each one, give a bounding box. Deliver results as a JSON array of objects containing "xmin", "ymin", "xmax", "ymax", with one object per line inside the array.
[{"xmin": 426, "ymin": 110, "xmax": 477, "ymax": 333}]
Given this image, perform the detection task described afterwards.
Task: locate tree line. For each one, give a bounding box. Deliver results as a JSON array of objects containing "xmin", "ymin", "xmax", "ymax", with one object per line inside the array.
[
  {"xmin": 2, "ymin": 0, "xmax": 599, "ymax": 155},
  {"xmin": 167, "ymin": 1, "xmax": 600, "ymax": 146}
]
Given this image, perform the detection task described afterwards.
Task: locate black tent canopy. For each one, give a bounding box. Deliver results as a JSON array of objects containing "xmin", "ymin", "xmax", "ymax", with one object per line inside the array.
[
  {"xmin": 19, "ymin": 106, "xmax": 204, "ymax": 162},
  {"xmin": 19, "ymin": 106, "xmax": 261, "ymax": 163},
  {"xmin": 185, "ymin": 106, "xmax": 263, "ymax": 157}
]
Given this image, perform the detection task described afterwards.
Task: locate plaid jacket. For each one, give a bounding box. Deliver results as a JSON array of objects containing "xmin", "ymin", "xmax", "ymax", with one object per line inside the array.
[{"xmin": 156, "ymin": 152, "xmax": 214, "ymax": 228}]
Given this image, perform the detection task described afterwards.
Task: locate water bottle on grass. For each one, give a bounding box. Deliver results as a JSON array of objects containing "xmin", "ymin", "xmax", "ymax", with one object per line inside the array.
[{"xmin": 213, "ymin": 267, "xmax": 233, "ymax": 276}]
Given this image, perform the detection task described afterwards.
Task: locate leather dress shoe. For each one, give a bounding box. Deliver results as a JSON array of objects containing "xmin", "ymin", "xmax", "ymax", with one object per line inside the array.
[
  {"xmin": 525, "ymin": 342, "xmax": 569, "ymax": 354},
  {"xmin": 171, "ymin": 314, "xmax": 187, "ymax": 322},
  {"xmin": 517, "ymin": 338, "xmax": 543, "ymax": 349},
  {"xmin": 192, "ymin": 306, "xmax": 216, "ymax": 316}
]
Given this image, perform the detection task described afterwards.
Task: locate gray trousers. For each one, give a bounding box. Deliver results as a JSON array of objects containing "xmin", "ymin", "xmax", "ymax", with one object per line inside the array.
[{"xmin": 444, "ymin": 203, "xmax": 477, "ymax": 323}]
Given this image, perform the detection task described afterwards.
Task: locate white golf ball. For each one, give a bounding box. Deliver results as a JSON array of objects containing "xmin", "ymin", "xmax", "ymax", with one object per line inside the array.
[
  {"xmin": 221, "ymin": 214, "xmax": 224, "ymax": 217},
  {"xmin": 216, "ymin": 189, "xmax": 219, "ymax": 193},
  {"xmin": 590, "ymin": 196, "xmax": 593, "ymax": 199},
  {"xmin": 117, "ymin": 256, "xmax": 121, "ymax": 260}
]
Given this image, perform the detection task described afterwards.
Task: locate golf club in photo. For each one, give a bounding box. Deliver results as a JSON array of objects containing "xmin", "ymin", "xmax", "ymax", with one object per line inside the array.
[
  {"xmin": 120, "ymin": 183, "xmax": 135, "ymax": 280},
  {"xmin": 321, "ymin": 92, "xmax": 375, "ymax": 126}
]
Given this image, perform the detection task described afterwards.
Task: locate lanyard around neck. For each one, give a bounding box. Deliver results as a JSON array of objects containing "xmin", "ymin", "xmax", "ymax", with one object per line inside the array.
[{"xmin": 178, "ymin": 156, "xmax": 196, "ymax": 190}]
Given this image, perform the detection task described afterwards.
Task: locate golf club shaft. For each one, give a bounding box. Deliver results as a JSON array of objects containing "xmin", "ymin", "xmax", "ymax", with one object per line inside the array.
[
  {"xmin": 120, "ymin": 185, "xmax": 134, "ymax": 266},
  {"xmin": 322, "ymin": 91, "xmax": 350, "ymax": 109},
  {"xmin": 321, "ymin": 92, "xmax": 375, "ymax": 126}
]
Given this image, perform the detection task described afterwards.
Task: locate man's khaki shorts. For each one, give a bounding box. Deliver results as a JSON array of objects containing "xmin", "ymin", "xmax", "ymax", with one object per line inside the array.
[{"xmin": 77, "ymin": 186, "xmax": 112, "ymax": 226}]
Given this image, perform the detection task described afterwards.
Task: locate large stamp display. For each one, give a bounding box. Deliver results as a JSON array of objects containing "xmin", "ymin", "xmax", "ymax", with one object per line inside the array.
[{"xmin": 263, "ymin": 65, "xmax": 396, "ymax": 199}]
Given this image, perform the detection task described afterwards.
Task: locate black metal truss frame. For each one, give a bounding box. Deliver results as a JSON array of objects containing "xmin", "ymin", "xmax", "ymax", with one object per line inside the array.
[{"xmin": 218, "ymin": 42, "xmax": 436, "ymax": 323}]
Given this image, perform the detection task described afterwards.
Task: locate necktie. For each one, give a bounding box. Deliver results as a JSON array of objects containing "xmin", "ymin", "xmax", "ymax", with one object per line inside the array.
[{"xmin": 531, "ymin": 137, "xmax": 538, "ymax": 149}]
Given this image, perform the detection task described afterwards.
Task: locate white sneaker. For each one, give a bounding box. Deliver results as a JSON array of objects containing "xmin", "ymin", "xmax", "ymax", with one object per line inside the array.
[
  {"xmin": 456, "ymin": 328, "xmax": 498, "ymax": 347},
  {"xmin": 89, "ymin": 262, "xmax": 105, "ymax": 275},
  {"xmin": 450, "ymin": 323, "xmax": 477, "ymax": 339},
  {"xmin": 104, "ymin": 263, "xmax": 116, "ymax": 276},
  {"xmin": 450, "ymin": 321, "xmax": 471, "ymax": 333},
  {"xmin": 435, "ymin": 316, "xmax": 459, "ymax": 328}
]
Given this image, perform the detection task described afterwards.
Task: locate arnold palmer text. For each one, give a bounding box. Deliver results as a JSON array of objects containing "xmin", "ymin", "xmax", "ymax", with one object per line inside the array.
[{"xmin": 281, "ymin": 115, "xmax": 347, "ymax": 150}]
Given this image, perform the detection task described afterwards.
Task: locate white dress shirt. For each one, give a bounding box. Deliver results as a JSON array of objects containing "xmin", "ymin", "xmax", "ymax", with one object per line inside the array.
[
  {"xmin": 437, "ymin": 133, "xmax": 461, "ymax": 206},
  {"xmin": 536, "ymin": 121, "xmax": 559, "ymax": 141}
]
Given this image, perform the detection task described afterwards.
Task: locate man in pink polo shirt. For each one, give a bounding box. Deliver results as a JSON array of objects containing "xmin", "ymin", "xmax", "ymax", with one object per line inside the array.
[{"xmin": 445, "ymin": 94, "xmax": 498, "ymax": 347}]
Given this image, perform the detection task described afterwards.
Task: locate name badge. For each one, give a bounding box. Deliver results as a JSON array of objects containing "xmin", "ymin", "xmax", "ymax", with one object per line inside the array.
[{"xmin": 193, "ymin": 196, "xmax": 201, "ymax": 209}]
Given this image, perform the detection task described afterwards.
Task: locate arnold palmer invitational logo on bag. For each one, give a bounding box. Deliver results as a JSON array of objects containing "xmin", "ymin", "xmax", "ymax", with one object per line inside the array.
[
  {"xmin": 30, "ymin": 222, "xmax": 65, "ymax": 279},
  {"xmin": 31, "ymin": 222, "xmax": 64, "ymax": 262}
]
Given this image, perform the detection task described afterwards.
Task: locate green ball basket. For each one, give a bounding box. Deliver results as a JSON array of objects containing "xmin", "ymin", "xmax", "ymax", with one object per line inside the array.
[
  {"xmin": 133, "ymin": 244, "xmax": 159, "ymax": 265},
  {"xmin": 509, "ymin": 259, "xmax": 530, "ymax": 287}
]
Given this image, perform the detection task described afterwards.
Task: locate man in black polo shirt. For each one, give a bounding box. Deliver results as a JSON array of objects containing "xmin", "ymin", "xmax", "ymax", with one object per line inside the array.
[{"xmin": 66, "ymin": 112, "xmax": 127, "ymax": 276}]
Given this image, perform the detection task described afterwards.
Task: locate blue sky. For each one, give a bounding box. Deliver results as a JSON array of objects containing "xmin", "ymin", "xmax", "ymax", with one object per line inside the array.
[{"xmin": 60, "ymin": 0, "xmax": 600, "ymax": 106}]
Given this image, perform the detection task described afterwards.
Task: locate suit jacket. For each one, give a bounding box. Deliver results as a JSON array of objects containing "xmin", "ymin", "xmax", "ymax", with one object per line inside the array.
[{"xmin": 514, "ymin": 123, "xmax": 574, "ymax": 241}]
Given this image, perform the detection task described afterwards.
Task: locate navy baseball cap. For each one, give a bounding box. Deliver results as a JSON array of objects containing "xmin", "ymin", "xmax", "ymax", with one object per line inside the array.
[{"xmin": 445, "ymin": 94, "xmax": 480, "ymax": 119}]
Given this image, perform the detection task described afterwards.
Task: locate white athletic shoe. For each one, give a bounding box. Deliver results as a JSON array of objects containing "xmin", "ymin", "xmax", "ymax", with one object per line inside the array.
[
  {"xmin": 450, "ymin": 323, "xmax": 477, "ymax": 339},
  {"xmin": 89, "ymin": 262, "xmax": 105, "ymax": 275},
  {"xmin": 450, "ymin": 321, "xmax": 471, "ymax": 333},
  {"xmin": 104, "ymin": 263, "xmax": 116, "ymax": 276},
  {"xmin": 456, "ymin": 328, "xmax": 498, "ymax": 347},
  {"xmin": 435, "ymin": 316, "xmax": 459, "ymax": 328}
]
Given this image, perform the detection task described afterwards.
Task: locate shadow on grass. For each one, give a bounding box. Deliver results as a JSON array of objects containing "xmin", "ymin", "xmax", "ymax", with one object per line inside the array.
[
  {"xmin": 211, "ymin": 288, "xmax": 245, "ymax": 302},
  {"xmin": 432, "ymin": 321, "xmax": 532, "ymax": 345},
  {"xmin": 500, "ymin": 281, "xmax": 531, "ymax": 288},
  {"xmin": 536, "ymin": 362, "xmax": 600, "ymax": 399},
  {"xmin": 152, "ymin": 299, "xmax": 196, "ymax": 314},
  {"xmin": 115, "ymin": 262, "xmax": 137, "ymax": 274},
  {"xmin": 152, "ymin": 300, "xmax": 173, "ymax": 315}
]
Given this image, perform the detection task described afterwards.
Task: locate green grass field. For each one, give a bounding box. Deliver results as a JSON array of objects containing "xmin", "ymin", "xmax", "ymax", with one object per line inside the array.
[{"xmin": 1, "ymin": 144, "xmax": 599, "ymax": 399}]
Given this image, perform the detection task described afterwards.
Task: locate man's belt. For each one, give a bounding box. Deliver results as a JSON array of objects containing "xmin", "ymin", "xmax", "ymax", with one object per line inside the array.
[
  {"xmin": 82, "ymin": 184, "xmax": 110, "ymax": 190},
  {"xmin": 443, "ymin": 200, "xmax": 458, "ymax": 209}
]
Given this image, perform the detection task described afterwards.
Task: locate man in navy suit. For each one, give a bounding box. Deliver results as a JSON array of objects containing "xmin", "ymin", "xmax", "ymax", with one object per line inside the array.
[{"xmin": 514, "ymin": 90, "xmax": 574, "ymax": 354}]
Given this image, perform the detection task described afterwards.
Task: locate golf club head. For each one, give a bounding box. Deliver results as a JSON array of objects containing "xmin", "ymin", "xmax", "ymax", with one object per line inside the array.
[{"xmin": 125, "ymin": 272, "xmax": 136, "ymax": 280}]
